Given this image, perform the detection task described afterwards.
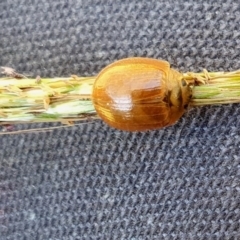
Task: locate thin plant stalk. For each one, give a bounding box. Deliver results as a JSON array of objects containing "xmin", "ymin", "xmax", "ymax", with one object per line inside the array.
[
  {"xmin": 1, "ymin": 68, "xmax": 240, "ymax": 130},
  {"xmin": 184, "ymin": 70, "xmax": 240, "ymax": 106},
  {"xmin": 0, "ymin": 75, "xmax": 98, "ymax": 125}
]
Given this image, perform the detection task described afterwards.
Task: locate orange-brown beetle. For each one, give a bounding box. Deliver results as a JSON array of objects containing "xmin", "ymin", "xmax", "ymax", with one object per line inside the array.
[{"xmin": 92, "ymin": 57, "xmax": 192, "ymax": 131}]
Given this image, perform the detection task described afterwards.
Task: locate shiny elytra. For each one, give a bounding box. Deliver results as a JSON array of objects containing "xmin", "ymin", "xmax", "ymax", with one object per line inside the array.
[{"xmin": 92, "ymin": 57, "xmax": 192, "ymax": 131}]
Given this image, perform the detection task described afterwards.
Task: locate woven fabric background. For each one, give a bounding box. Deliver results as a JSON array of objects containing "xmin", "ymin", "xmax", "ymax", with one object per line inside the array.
[{"xmin": 1, "ymin": 1, "xmax": 240, "ymax": 239}]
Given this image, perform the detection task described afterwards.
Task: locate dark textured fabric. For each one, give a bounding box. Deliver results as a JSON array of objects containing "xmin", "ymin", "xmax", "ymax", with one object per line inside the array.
[{"xmin": 1, "ymin": 1, "xmax": 240, "ymax": 239}]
